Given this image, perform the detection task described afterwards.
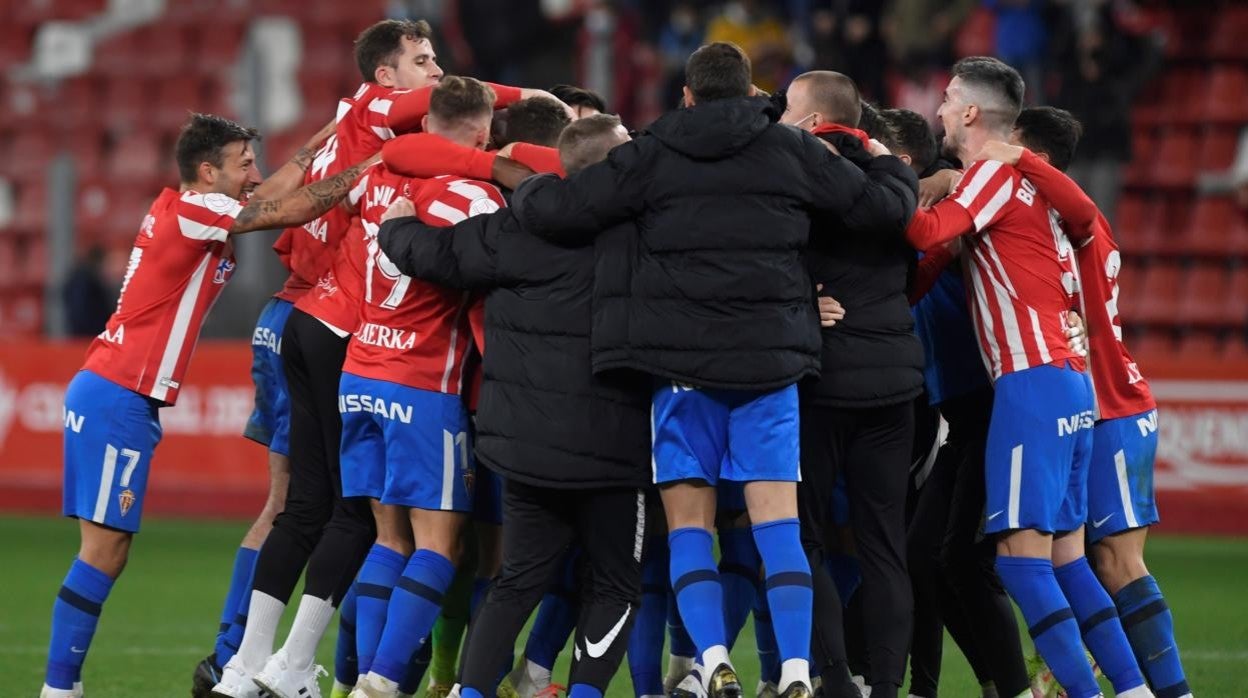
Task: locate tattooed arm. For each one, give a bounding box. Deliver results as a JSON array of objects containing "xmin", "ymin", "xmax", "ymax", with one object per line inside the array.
[
  {"xmin": 230, "ymin": 153, "xmax": 381, "ymax": 235},
  {"xmin": 247, "ymin": 119, "xmax": 337, "ymax": 201}
]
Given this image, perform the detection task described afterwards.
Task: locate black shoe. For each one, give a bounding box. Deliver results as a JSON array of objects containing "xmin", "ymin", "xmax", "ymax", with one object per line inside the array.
[
  {"xmin": 706, "ymin": 663, "xmax": 742, "ymax": 698},
  {"xmin": 779, "ymin": 682, "xmax": 814, "ymax": 698},
  {"xmin": 192, "ymin": 654, "xmax": 221, "ymax": 698}
]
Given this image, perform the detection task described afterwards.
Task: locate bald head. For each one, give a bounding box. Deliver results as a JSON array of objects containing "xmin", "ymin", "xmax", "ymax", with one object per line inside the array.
[
  {"xmin": 557, "ymin": 114, "xmax": 630, "ymax": 175},
  {"xmin": 780, "ymin": 71, "xmax": 862, "ymax": 131}
]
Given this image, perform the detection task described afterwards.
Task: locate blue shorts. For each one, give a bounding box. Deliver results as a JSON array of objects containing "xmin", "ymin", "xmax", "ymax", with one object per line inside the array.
[
  {"xmin": 1087, "ymin": 409, "xmax": 1160, "ymax": 543},
  {"xmin": 62, "ymin": 370, "xmax": 163, "ymax": 533},
  {"xmin": 339, "ymin": 372, "xmax": 475, "ymax": 511},
  {"xmin": 984, "ymin": 364, "xmax": 1094, "ymax": 536},
  {"xmin": 242, "ymin": 298, "xmax": 294, "ymax": 456},
  {"xmin": 650, "ymin": 381, "xmax": 799, "ymax": 486}
]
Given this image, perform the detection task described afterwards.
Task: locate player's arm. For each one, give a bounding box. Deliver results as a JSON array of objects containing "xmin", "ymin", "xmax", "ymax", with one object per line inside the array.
[
  {"xmin": 248, "ymin": 119, "xmax": 337, "ymax": 201},
  {"xmin": 381, "ymin": 133, "xmax": 537, "ymax": 190},
  {"xmin": 386, "ymin": 83, "xmax": 573, "ymax": 134},
  {"xmin": 977, "ymin": 141, "xmax": 1100, "ymax": 241},
  {"xmin": 511, "ymin": 138, "xmax": 651, "ymax": 245},
  {"xmin": 377, "ymin": 199, "xmax": 502, "ymax": 289},
  {"xmin": 800, "ymin": 134, "xmax": 918, "ymax": 236},
  {"xmin": 904, "ymin": 159, "xmax": 1011, "ymax": 251},
  {"xmin": 908, "ymin": 242, "xmax": 958, "ymax": 305},
  {"xmin": 904, "ymin": 200, "xmax": 975, "ymax": 251},
  {"xmin": 230, "ymin": 154, "xmax": 381, "ymax": 235},
  {"xmin": 497, "ymin": 142, "xmax": 565, "ymax": 177}
]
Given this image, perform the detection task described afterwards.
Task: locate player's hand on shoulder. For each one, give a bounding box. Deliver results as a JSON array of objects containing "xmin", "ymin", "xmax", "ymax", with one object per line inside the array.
[
  {"xmin": 919, "ymin": 169, "xmax": 961, "ymax": 208},
  {"xmin": 972, "ymin": 140, "xmax": 1024, "ymax": 166},
  {"xmin": 816, "ymin": 284, "xmax": 846, "ymax": 328},
  {"xmin": 382, "ymin": 197, "xmax": 416, "ymax": 223}
]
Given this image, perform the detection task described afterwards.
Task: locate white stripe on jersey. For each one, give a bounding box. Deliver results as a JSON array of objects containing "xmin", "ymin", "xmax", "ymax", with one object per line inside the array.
[
  {"xmin": 177, "ymin": 215, "xmax": 231, "ymax": 242},
  {"xmin": 348, "ymin": 172, "xmax": 371, "ymax": 208},
  {"xmin": 440, "ymin": 293, "xmax": 470, "ymax": 393},
  {"xmin": 371, "ymin": 125, "xmax": 396, "ymax": 140},
  {"xmin": 972, "ymin": 178, "xmax": 1014, "ymax": 232},
  {"xmin": 982, "ymin": 234, "xmax": 1019, "ymax": 298},
  {"xmin": 426, "ymin": 200, "xmax": 469, "ymax": 225},
  {"xmin": 368, "ymin": 97, "xmax": 394, "ymax": 115},
  {"xmin": 955, "ymin": 160, "xmax": 1002, "ymax": 209},
  {"xmin": 1028, "ymin": 308, "xmax": 1052, "ymax": 364},
  {"xmin": 151, "ymin": 252, "xmax": 213, "ymax": 402},
  {"xmin": 94, "ymin": 444, "xmax": 119, "ymax": 523},
  {"xmin": 971, "ymin": 239, "xmax": 1025, "ymax": 375},
  {"xmin": 1114, "ymin": 449, "xmax": 1140, "ymax": 529},
  {"xmin": 966, "ymin": 254, "xmax": 1003, "ymax": 380}
]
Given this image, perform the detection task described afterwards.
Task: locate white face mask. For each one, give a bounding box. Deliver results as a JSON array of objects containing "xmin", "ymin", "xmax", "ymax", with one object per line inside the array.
[{"xmin": 792, "ymin": 112, "xmax": 818, "ymax": 130}]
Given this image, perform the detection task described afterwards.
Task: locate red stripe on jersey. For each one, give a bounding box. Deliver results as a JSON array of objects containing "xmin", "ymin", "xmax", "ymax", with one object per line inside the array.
[
  {"xmin": 341, "ymin": 167, "xmax": 505, "ymax": 393},
  {"xmin": 83, "ymin": 189, "xmax": 237, "ymax": 405}
]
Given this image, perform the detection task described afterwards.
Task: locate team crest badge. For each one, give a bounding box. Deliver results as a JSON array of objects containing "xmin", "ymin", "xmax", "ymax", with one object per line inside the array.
[
  {"xmin": 462, "ymin": 470, "xmax": 476, "ymax": 495},
  {"xmin": 118, "ymin": 489, "xmax": 136, "ymax": 517},
  {"xmin": 213, "ymin": 258, "xmax": 236, "ymax": 284}
]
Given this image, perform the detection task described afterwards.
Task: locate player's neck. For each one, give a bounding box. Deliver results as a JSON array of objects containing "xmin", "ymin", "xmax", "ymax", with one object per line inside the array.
[{"xmin": 959, "ymin": 128, "xmax": 1010, "ymax": 164}]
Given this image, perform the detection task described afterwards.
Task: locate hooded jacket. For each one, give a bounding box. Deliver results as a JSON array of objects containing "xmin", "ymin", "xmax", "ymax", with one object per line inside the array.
[{"xmin": 513, "ymin": 96, "xmax": 918, "ymax": 390}]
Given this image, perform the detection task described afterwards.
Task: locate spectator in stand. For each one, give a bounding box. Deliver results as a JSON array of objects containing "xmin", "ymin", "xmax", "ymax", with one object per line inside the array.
[
  {"xmin": 808, "ymin": 3, "xmax": 888, "ymax": 104},
  {"xmin": 1050, "ymin": 1, "xmax": 1161, "ymax": 225},
  {"xmin": 883, "ymin": 0, "xmax": 978, "ymax": 123},
  {"xmin": 62, "ymin": 246, "xmax": 115, "ymax": 338},
  {"xmin": 704, "ymin": 0, "xmax": 793, "ymax": 94},
  {"xmin": 658, "ymin": 2, "xmax": 706, "ymax": 107},
  {"xmin": 983, "ymin": 0, "xmax": 1047, "ymax": 104}
]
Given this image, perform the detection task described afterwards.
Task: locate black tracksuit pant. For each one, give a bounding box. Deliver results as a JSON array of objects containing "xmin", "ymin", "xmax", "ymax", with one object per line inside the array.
[
  {"xmin": 905, "ymin": 387, "xmax": 1029, "ymax": 697},
  {"xmin": 799, "ymin": 401, "xmax": 914, "ymax": 698},
  {"xmin": 251, "ymin": 308, "xmax": 375, "ymax": 604},
  {"xmin": 459, "ymin": 478, "xmax": 645, "ymax": 693}
]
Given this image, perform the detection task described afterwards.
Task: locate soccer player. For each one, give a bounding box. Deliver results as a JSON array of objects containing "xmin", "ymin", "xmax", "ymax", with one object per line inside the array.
[
  {"xmin": 335, "ymin": 76, "xmax": 505, "ymax": 698},
  {"xmin": 511, "ymin": 42, "xmax": 916, "ymax": 698},
  {"xmin": 904, "ymin": 57, "xmax": 1152, "ymax": 698},
  {"xmin": 975, "ymin": 106, "xmax": 1191, "ymax": 698},
  {"xmin": 41, "ymin": 113, "xmax": 374, "ymax": 698}
]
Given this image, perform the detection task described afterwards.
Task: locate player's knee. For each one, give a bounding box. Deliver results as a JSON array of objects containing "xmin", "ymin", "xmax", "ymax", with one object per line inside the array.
[
  {"xmin": 1091, "ymin": 536, "xmax": 1147, "ymax": 593},
  {"xmin": 78, "ymin": 531, "xmax": 132, "ymax": 579}
]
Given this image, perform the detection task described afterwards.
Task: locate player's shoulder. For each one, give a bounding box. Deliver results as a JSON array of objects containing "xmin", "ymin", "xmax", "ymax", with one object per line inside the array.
[
  {"xmin": 953, "ymin": 159, "xmax": 1019, "ymax": 205},
  {"xmin": 177, "ymin": 189, "xmax": 243, "ymax": 219}
]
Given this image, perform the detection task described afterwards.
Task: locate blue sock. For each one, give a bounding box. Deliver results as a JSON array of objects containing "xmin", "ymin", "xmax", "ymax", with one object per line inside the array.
[
  {"xmin": 525, "ymin": 553, "xmax": 579, "ymax": 670},
  {"xmin": 667, "ymin": 587, "xmax": 696, "ymax": 659},
  {"xmin": 335, "ymin": 583, "xmax": 359, "ymax": 686},
  {"xmin": 753, "ymin": 584, "xmax": 780, "ymax": 684},
  {"xmin": 356, "ymin": 544, "xmax": 408, "ymax": 675},
  {"xmin": 400, "ymin": 635, "xmax": 433, "ymax": 694},
  {"xmin": 751, "ymin": 519, "xmax": 812, "ymax": 668},
  {"xmin": 717, "ymin": 527, "xmax": 760, "ymax": 648},
  {"xmin": 996, "ymin": 556, "xmax": 1100, "ymax": 698},
  {"xmin": 461, "ymin": 688, "xmax": 486, "ymax": 698},
  {"xmin": 669, "ymin": 527, "xmax": 728, "ymax": 663},
  {"xmin": 213, "ymin": 547, "xmax": 258, "ymax": 667},
  {"xmin": 45, "ymin": 558, "xmax": 114, "ymax": 690},
  {"xmin": 570, "ymin": 684, "xmax": 604, "ymax": 698},
  {"xmin": 1055, "ymin": 557, "xmax": 1147, "ymax": 693},
  {"xmin": 371, "ymin": 549, "xmax": 456, "ymax": 683},
  {"xmin": 1114, "ymin": 575, "xmax": 1190, "ymax": 698},
  {"xmin": 629, "ymin": 535, "xmax": 669, "ymax": 696}
]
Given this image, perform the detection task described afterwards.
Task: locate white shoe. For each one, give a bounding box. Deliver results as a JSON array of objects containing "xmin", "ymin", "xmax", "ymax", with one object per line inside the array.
[
  {"xmin": 212, "ymin": 655, "xmax": 264, "ymax": 698},
  {"xmin": 253, "ymin": 648, "xmax": 327, "ymax": 698},
  {"xmin": 347, "ymin": 672, "xmax": 400, "ymax": 698},
  {"xmin": 664, "ymin": 656, "xmax": 696, "ymax": 694},
  {"xmin": 851, "ymin": 675, "xmax": 871, "ymax": 698},
  {"xmin": 758, "ymin": 681, "xmax": 779, "ymax": 698},
  {"xmin": 670, "ymin": 666, "xmax": 707, "ymax": 698},
  {"xmin": 39, "ymin": 683, "xmax": 83, "ymax": 698}
]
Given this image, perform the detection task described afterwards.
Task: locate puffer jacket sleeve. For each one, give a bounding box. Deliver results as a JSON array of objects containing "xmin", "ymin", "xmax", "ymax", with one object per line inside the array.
[
  {"xmin": 512, "ymin": 138, "xmax": 651, "ymax": 246},
  {"xmin": 799, "ymin": 132, "xmax": 918, "ymax": 236},
  {"xmin": 377, "ymin": 211, "xmax": 505, "ymax": 291}
]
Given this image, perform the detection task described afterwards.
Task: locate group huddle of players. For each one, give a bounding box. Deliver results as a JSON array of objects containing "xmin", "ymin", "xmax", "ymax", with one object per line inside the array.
[{"xmin": 38, "ymin": 14, "xmax": 1193, "ymax": 698}]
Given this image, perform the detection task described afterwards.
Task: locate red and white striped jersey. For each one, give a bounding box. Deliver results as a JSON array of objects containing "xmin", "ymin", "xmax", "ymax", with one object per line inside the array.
[
  {"xmin": 83, "ymin": 189, "xmax": 238, "ymax": 405},
  {"xmin": 293, "ymin": 216, "xmax": 367, "ymax": 335},
  {"xmin": 273, "ymin": 82, "xmax": 410, "ymax": 304},
  {"xmin": 341, "ymin": 166, "xmax": 505, "ymax": 394},
  {"xmin": 908, "ymin": 160, "xmax": 1085, "ymax": 380}
]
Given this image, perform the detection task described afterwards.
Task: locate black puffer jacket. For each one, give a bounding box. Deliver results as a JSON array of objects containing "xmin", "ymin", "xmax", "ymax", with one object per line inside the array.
[
  {"xmin": 513, "ymin": 96, "xmax": 917, "ymax": 391},
  {"xmin": 803, "ymin": 131, "xmax": 924, "ymax": 408},
  {"xmin": 377, "ymin": 210, "xmax": 651, "ymax": 490}
]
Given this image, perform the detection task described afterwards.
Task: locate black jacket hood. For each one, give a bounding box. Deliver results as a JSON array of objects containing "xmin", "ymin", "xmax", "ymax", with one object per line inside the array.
[{"xmin": 647, "ymin": 96, "xmax": 777, "ymax": 160}]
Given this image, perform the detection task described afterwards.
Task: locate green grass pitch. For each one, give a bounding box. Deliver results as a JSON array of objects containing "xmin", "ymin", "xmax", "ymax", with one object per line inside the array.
[{"xmin": 2, "ymin": 515, "xmax": 1245, "ymax": 696}]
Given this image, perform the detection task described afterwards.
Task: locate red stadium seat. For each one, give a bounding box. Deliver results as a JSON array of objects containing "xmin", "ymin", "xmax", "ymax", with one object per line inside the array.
[
  {"xmin": 1202, "ymin": 66, "xmax": 1248, "ymax": 124},
  {"xmin": 64, "ymin": 126, "xmax": 106, "ymax": 177},
  {"xmin": 153, "ymin": 79, "xmax": 223, "ymax": 132},
  {"xmin": 1226, "ymin": 272, "xmax": 1248, "ymax": 328},
  {"xmin": 52, "ymin": 77, "xmax": 101, "ymax": 130},
  {"xmin": 1147, "ymin": 129, "xmax": 1199, "ymax": 188},
  {"xmin": 0, "ymin": 289, "xmax": 44, "ymax": 338},
  {"xmin": 13, "ymin": 185, "xmax": 47, "ymax": 236},
  {"xmin": 103, "ymin": 77, "xmax": 151, "ymax": 131},
  {"xmin": 1177, "ymin": 331, "xmax": 1223, "ymax": 361},
  {"xmin": 1196, "ymin": 127, "xmax": 1240, "ymax": 174},
  {"xmin": 954, "ymin": 8, "xmax": 996, "ymax": 59},
  {"xmin": 1132, "ymin": 262, "xmax": 1183, "ymax": 326},
  {"xmin": 93, "ymin": 32, "xmax": 144, "ymax": 76},
  {"xmin": 135, "ymin": 25, "xmax": 191, "ymax": 78},
  {"xmin": 1177, "ymin": 264, "xmax": 1230, "ymax": 326},
  {"xmin": 0, "ymin": 237, "xmax": 17, "ymax": 289},
  {"xmin": 1133, "ymin": 68, "xmax": 1203, "ymax": 126},
  {"xmin": 22, "ymin": 236, "xmax": 48, "ymax": 285},
  {"xmin": 195, "ymin": 23, "xmax": 245, "ymax": 76},
  {"xmin": 106, "ymin": 132, "xmax": 162, "ymax": 184},
  {"xmin": 1114, "ymin": 195, "xmax": 1165, "ymax": 256},
  {"xmin": 1183, "ymin": 197, "xmax": 1248, "ymax": 257},
  {"xmin": 101, "ymin": 190, "xmax": 157, "ymax": 244},
  {"xmin": 0, "ymin": 23, "xmax": 34, "ymax": 69},
  {"xmin": 1129, "ymin": 329, "xmax": 1175, "ymax": 363},
  {"xmin": 1209, "ymin": 5, "xmax": 1248, "ymax": 59}
]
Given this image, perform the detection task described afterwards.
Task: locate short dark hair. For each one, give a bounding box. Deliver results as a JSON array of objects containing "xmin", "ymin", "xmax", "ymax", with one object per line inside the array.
[
  {"xmin": 174, "ymin": 113, "xmax": 261, "ymax": 184},
  {"xmin": 354, "ymin": 19, "xmax": 433, "ymax": 83},
  {"xmin": 429, "ymin": 76, "xmax": 496, "ymax": 130},
  {"xmin": 685, "ymin": 42, "xmax": 752, "ymax": 103},
  {"xmin": 881, "ymin": 108, "xmax": 938, "ymax": 173},
  {"xmin": 951, "ymin": 56, "xmax": 1024, "ymax": 129},
  {"xmin": 792, "ymin": 71, "xmax": 861, "ymax": 127},
  {"xmin": 549, "ymin": 84, "xmax": 607, "ymax": 115},
  {"xmin": 857, "ymin": 101, "xmax": 897, "ymax": 147},
  {"xmin": 558, "ymin": 114, "xmax": 625, "ymax": 175},
  {"xmin": 501, "ymin": 97, "xmax": 572, "ymax": 148},
  {"xmin": 1013, "ymin": 106, "xmax": 1084, "ymax": 172}
]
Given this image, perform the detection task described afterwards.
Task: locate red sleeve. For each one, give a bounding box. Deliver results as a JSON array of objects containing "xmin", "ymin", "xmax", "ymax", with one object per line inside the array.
[
  {"xmin": 385, "ymin": 85, "xmax": 435, "ymax": 134},
  {"xmin": 904, "ymin": 201, "xmax": 976, "ymax": 251},
  {"xmin": 1014, "ymin": 149, "xmax": 1099, "ymax": 243},
  {"xmin": 487, "ymin": 82, "xmax": 524, "ymax": 108},
  {"xmin": 382, "ymin": 133, "xmax": 497, "ymax": 181},
  {"xmin": 909, "ymin": 245, "xmax": 955, "ymax": 306},
  {"xmin": 507, "ymin": 143, "xmax": 566, "ymax": 176}
]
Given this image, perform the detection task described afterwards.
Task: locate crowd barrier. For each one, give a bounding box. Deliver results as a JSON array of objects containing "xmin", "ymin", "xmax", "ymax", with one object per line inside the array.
[{"xmin": 1, "ymin": 341, "xmax": 1246, "ymax": 534}]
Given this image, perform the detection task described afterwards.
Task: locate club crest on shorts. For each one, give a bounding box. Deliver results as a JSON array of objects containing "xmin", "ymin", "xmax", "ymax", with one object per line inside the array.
[{"xmin": 118, "ymin": 489, "xmax": 136, "ymax": 516}]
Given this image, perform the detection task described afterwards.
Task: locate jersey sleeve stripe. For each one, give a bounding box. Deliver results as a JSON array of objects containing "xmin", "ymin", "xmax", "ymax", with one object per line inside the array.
[
  {"xmin": 150, "ymin": 251, "xmax": 213, "ymax": 401},
  {"xmin": 426, "ymin": 200, "xmax": 469, "ymax": 225},
  {"xmin": 371, "ymin": 125, "xmax": 396, "ymax": 141},
  {"xmin": 177, "ymin": 215, "xmax": 231, "ymax": 242},
  {"xmin": 972, "ymin": 179, "xmax": 1014, "ymax": 232},
  {"xmin": 369, "ymin": 98, "xmax": 394, "ymax": 116},
  {"xmin": 954, "ymin": 160, "xmax": 1002, "ymax": 208},
  {"xmin": 349, "ymin": 172, "xmax": 371, "ymax": 208}
]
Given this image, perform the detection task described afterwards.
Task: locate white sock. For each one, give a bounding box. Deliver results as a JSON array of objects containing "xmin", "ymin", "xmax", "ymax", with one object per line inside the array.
[
  {"xmin": 524, "ymin": 658, "xmax": 552, "ymax": 690},
  {"xmin": 665, "ymin": 654, "xmax": 695, "ymax": 685},
  {"xmin": 1115, "ymin": 686, "xmax": 1156, "ymax": 698},
  {"xmin": 333, "ymin": 680, "xmax": 354, "ymax": 693},
  {"xmin": 779, "ymin": 658, "xmax": 811, "ymax": 692},
  {"xmin": 282, "ymin": 594, "xmax": 337, "ymax": 669},
  {"xmin": 364, "ymin": 672, "xmax": 400, "ymax": 692},
  {"xmin": 233, "ymin": 591, "xmax": 286, "ymax": 671},
  {"xmin": 699, "ymin": 646, "xmax": 731, "ymax": 689}
]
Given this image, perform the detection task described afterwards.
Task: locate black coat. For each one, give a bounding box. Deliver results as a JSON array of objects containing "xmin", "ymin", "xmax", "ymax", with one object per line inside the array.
[
  {"xmin": 803, "ymin": 131, "xmax": 924, "ymax": 408},
  {"xmin": 513, "ymin": 96, "xmax": 917, "ymax": 391},
  {"xmin": 377, "ymin": 209, "xmax": 652, "ymax": 490}
]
